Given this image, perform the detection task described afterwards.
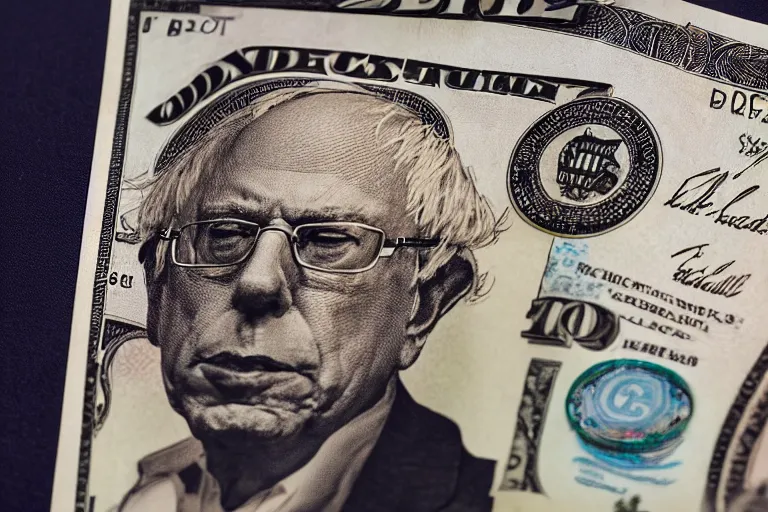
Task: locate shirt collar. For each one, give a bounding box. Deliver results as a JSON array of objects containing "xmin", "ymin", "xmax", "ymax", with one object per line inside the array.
[
  {"xmin": 133, "ymin": 378, "xmax": 397, "ymax": 512},
  {"xmin": 235, "ymin": 377, "xmax": 397, "ymax": 511}
]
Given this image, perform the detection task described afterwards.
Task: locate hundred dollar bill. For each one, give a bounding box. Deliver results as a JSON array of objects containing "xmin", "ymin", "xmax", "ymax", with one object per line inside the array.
[{"xmin": 51, "ymin": 1, "xmax": 767, "ymax": 511}]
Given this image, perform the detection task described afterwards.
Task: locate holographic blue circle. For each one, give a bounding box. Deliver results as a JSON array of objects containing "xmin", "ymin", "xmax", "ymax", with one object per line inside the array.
[{"xmin": 566, "ymin": 359, "xmax": 693, "ymax": 454}]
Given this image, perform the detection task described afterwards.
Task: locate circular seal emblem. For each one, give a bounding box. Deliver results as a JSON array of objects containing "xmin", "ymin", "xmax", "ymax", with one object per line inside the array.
[
  {"xmin": 508, "ymin": 97, "xmax": 661, "ymax": 237},
  {"xmin": 565, "ymin": 359, "xmax": 693, "ymax": 467}
]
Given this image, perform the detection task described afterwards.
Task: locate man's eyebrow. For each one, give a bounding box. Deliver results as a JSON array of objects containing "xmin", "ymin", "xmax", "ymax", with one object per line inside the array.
[
  {"xmin": 197, "ymin": 201, "xmax": 264, "ymax": 220},
  {"xmin": 284, "ymin": 206, "xmax": 375, "ymax": 225},
  {"xmin": 197, "ymin": 202, "xmax": 380, "ymax": 225}
]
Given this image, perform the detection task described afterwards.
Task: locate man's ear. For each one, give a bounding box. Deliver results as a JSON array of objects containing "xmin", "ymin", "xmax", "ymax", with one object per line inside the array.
[
  {"xmin": 401, "ymin": 250, "xmax": 475, "ymax": 366},
  {"xmin": 145, "ymin": 274, "xmax": 163, "ymax": 347},
  {"xmin": 140, "ymin": 242, "xmax": 166, "ymax": 347}
]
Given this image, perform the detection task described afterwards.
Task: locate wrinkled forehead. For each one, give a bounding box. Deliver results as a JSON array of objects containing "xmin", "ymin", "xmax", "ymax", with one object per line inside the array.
[
  {"xmin": 231, "ymin": 93, "xmax": 408, "ymax": 190},
  {"xmin": 192, "ymin": 93, "xmax": 419, "ymax": 229}
]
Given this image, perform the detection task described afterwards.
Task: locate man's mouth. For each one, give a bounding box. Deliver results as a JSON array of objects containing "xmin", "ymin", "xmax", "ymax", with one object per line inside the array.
[
  {"xmin": 201, "ymin": 352, "xmax": 298, "ymax": 373},
  {"xmin": 193, "ymin": 352, "xmax": 315, "ymax": 403}
]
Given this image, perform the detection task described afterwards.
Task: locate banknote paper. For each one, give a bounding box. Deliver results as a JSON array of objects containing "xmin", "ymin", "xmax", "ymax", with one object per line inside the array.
[{"xmin": 51, "ymin": 0, "xmax": 767, "ymax": 511}]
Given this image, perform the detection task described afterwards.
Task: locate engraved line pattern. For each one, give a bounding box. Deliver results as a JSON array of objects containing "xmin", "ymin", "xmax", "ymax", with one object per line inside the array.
[
  {"xmin": 75, "ymin": 10, "xmax": 142, "ymax": 511},
  {"xmin": 501, "ymin": 358, "xmax": 562, "ymax": 494},
  {"xmin": 548, "ymin": 4, "xmax": 768, "ymax": 92},
  {"xmin": 705, "ymin": 342, "xmax": 768, "ymax": 512},
  {"xmin": 142, "ymin": 0, "xmax": 768, "ymax": 92}
]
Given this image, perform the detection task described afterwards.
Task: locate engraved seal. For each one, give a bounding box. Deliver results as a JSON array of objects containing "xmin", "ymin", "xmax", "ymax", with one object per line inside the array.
[{"xmin": 508, "ymin": 97, "xmax": 662, "ymax": 237}]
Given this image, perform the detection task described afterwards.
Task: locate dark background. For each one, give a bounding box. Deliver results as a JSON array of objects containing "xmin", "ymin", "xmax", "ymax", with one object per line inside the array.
[{"xmin": 0, "ymin": 1, "xmax": 764, "ymax": 510}]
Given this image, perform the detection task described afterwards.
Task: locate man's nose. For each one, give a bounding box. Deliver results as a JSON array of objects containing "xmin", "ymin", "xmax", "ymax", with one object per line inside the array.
[{"xmin": 231, "ymin": 230, "xmax": 294, "ymax": 320}]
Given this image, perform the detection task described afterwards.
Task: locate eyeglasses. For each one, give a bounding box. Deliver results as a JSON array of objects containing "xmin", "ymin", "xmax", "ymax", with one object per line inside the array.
[{"xmin": 153, "ymin": 218, "xmax": 440, "ymax": 274}]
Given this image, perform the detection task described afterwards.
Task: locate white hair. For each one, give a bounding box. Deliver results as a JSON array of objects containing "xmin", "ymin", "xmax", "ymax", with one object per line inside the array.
[{"xmin": 138, "ymin": 83, "xmax": 504, "ymax": 299}]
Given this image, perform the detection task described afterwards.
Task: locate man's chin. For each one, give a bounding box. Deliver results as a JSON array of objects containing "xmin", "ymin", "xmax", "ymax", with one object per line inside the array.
[{"xmin": 182, "ymin": 401, "xmax": 313, "ymax": 441}]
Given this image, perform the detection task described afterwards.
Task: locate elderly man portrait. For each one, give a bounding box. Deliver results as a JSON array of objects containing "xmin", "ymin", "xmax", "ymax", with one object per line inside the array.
[{"xmin": 120, "ymin": 82, "xmax": 500, "ymax": 512}]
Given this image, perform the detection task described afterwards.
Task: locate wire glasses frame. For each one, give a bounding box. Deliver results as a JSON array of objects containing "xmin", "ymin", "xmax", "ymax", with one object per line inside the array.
[{"xmin": 153, "ymin": 218, "xmax": 441, "ymax": 274}]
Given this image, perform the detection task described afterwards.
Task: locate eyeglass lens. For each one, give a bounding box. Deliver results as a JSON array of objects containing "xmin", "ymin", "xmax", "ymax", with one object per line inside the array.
[
  {"xmin": 295, "ymin": 224, "xmax": 384, "ymax": 271},
  {"xmin": 177, "ymin": 220, "xmax": 259, "ymax": 266},
  {"xmin": 175, "ymin": 220, "xmax": 385, "ymax": 271}
]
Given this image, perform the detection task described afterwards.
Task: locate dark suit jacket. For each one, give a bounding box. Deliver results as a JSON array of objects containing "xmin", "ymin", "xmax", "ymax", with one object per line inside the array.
[
  {"xmin": 121, "ymin": 381, "xmax": 495, "ymax": 512},
  {"xmin": 342, "ymin": 382, "xmax": 495, "ymax": 512}
]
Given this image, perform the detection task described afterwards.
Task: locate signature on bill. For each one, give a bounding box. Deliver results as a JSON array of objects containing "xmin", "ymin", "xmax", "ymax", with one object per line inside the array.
[
  {"xmin": 664, "ymin": 150, "xmax": 768, "ymax": 236},
  {"xmin": 670, "ymin": 243, "xmax": 751, "ymax": 299}
]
